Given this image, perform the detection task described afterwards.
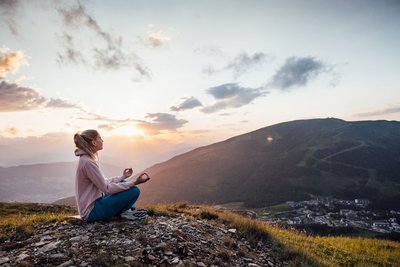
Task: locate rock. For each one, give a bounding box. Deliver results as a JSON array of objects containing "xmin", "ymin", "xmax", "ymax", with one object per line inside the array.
[
  {"xmin": 69, "ymin": 235, "xmax": 89, "ymax": 242},
  {"xmin": 147, "ymin": 254, "xmax": 156, "ymax": 261},
  {"xmin": 40, "ymin": 235, "xmax": 53, "ymax": 241},
  {"xmin": 228, "ymin": 228, "xmax": 237, "ymax": 234},
  {"xmin": 16, "ymin": 253, "xmax": 29, "ymax": 261},
  {"xmin": 34, "ymin": 241, "xmax": 47, "ymax": 247},
  {"xmin": 248, "ymin": 264, "xmax": 261, "ymax": 267},
  {"xmin": 197, "ymin": 262, "xmax": 207, "ymax": 267},
  {"xmin": 124, "ymin": 256, "xmax": 135, "ymax": 262},
  {"xmin": 157, "ymin": 242, "xmax": 167, "ymax": 249},
  {"xmin": 169, "ymin": 256, "xmax": 180, "ymax": 264},
  {"xmin": 164, "ymin": 251, "xmax": 173, "ymax": 256},
  {"xmin": 267, "ymin": 260, "xmax": 275, "ymax": 266},
  {"xmin": 50, "ymin": 253, "xmax": 66, "ymax": 259},
  {"xmin": 39, "ymin": 241, "xmax": 61, "ymax": 253},
  {"xmin": 0, "ymin": 257, "xmax": 10, "ymax": 264},
  {"xmin": 57, "ymin": 260, "xmax": 74, "ymax": 267},
  {"xmin": 80, "ymin": 261, "xmax": 89, "ymax": 267}
]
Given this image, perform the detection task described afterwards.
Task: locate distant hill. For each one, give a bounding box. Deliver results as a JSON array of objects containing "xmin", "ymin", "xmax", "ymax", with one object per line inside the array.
[
  {"xmin": 0, "ymin": 162, "xmax": 121, "ymax": 203},
  {"xmin": 139, "ymin": 118, "xmax": 400, "ymax": 209}
]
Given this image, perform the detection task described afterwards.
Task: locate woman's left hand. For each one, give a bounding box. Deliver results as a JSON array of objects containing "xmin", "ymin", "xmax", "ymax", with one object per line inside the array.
[{"xmin": 123, "ymin": 168, "xmax": 133, "ymax": 178}]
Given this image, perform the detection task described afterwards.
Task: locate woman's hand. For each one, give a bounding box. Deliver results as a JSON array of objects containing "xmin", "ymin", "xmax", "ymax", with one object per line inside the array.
[
  {"xmin": 123, "ymin": 168, "xmax": 133, "ymax": 179},
  {"xmin": 134, "ymin": 173, "xmax": 150, "ymax": 185}
]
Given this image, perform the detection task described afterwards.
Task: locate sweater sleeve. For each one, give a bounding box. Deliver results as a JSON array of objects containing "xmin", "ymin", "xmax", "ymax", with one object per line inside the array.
[
  {"xmin": 105, "ymin": 175, "xmax": 125, "ymax": 183},
  {"xmin": 83, "ymin": 160, "xmax": 135, "ymax": 194}
]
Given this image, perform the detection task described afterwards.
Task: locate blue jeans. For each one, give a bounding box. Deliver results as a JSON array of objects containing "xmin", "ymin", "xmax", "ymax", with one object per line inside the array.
[{"xmin": 87, "ymin": 184, "xmax": 140, "ymax": 222}]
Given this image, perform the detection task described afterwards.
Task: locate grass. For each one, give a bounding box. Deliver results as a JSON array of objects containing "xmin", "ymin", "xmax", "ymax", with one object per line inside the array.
[
  {"xmin": 0, "ymin": 202, "xmax": 76, "ymax": 242},
  {"xmin": 145, "ymin": 202, "xmax": 400, "ymax": 267},
  {"xmin": 264, "ymin": 203, "xmax": 293, "ymax": 214}
]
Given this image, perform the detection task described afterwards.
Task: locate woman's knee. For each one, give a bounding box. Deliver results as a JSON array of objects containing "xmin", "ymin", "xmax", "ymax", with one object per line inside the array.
[{"xmin": 129, "ymin": 185, "xmax": 140, "ymax": 198}]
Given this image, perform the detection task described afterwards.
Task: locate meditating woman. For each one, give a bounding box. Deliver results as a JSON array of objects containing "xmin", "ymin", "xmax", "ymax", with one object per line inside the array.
[{"xmin": 73, "ymin": 129, "xmax": 150, "ymax": 222}]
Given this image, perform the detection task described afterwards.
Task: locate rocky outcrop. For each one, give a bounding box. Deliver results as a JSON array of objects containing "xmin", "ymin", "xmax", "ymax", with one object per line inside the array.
[{"xmin": 1, "ymin": 214, "xmax": 280, "ymax": 266}]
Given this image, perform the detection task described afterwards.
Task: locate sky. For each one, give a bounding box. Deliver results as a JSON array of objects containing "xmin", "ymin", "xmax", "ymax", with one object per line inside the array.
[{"xmin": 0, "ymin": 0, "xmax": 399, "ymax": 168}]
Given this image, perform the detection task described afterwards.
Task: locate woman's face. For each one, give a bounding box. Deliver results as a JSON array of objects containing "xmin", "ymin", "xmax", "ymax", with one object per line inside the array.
[{"xmin": 92, "ymin": 135, "xmax": 104, "ymax": 152}]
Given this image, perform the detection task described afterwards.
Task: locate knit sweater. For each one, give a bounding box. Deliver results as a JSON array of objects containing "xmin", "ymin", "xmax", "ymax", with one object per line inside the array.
[{"xmin": 74, "ymin": 148, "xmax": 135, "ymax": 220}]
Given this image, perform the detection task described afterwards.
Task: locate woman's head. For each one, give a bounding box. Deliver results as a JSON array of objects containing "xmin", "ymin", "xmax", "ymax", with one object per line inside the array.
[{"xmin": 74, "ymin": 129, "xmax": 103, "ymax": 159}]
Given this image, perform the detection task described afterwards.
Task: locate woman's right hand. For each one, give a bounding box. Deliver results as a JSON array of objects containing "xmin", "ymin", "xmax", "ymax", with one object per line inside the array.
[{"xmin": 134, "ymin": 173, "xmax": 150, "ymax": 185}]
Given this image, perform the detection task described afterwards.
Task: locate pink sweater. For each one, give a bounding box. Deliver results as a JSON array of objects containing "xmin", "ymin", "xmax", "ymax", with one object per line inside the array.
[{"xmin": 74, "ymin": 148, "xmax": 135, "ymax": 220}]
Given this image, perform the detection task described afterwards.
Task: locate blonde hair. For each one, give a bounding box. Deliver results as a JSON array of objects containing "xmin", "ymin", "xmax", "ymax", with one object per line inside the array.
[{"xmin": 74, "ymin": 129, "xmax": 99, "ymax": 159}]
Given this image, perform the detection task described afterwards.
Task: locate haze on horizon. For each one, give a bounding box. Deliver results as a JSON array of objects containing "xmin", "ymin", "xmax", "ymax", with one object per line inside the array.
[{"xmin": 0, "ymin": 0, "xmax": 399, "ymax": 168}]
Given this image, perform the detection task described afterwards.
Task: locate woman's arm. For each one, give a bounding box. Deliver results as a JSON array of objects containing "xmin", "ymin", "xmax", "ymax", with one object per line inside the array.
[{"xmin": 84, "ymin": 160, "xmax": 135, "ymax": 194}]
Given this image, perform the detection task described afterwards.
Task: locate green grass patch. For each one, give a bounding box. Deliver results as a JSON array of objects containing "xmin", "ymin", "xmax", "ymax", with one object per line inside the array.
[{"xmin": 265, "ymin": 203, "xmax": 293, "ymax": 213}]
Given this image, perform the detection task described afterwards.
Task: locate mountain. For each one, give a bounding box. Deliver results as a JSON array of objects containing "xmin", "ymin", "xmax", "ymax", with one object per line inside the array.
[
  {"xmin": 139, "ymin": 118, "xmax": 400, "ymax": 209},
  {"xmin": 0, "ymin": 162, "xmax": 121, "ymax": 203}
]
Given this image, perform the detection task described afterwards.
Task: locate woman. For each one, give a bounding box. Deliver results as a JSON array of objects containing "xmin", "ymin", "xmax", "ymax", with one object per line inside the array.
[{"xmin": 74, "ymin": 129, "xmax": 150, "ymax": 222}]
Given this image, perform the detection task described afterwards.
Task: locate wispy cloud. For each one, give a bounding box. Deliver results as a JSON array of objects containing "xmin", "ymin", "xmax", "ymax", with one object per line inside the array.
[
  {"xmin": 0, "ymin": 0, "xmax": 21, "ymax": 35},
  {"xmin": 354, "ymin": 105, "xmax": 400, "ymax": 117},
  {"xmin": 195, "ymin": 45, "xmax": 225, "ymax": 58},
  {"xmin": 55, "ymin": 2, "xmax": 151, "ymax": 80},
  {"xmin": 202, "ymin": 52, "xmax": 270, "ymax": 79},
  {"xmin": 0, "ymin": 81, "xmax": 80, "ymax": 112},
  {"xmin": 136, "ymin": 113, "xmax": 188, "ymax": 135},
  {"xmin": 0, "ymin": 47, "xmax": 28, "ymax": 79},
  {"xmin": 2, "ymin": 127, "xmax": 18, "ymax": 136},
  {"xmin": 226, "ymin": 52, "xmax": 269, "ymax": 79},
  {"xmin": 77, "ymin": 111, "xmax": 187, "ymax": 136},
  {"xmin": 77, "ymin": 111, "xmax": 135, "ymax": 123},
  {"xmin": 147, "ymin": 29, "xmax": 170, "ymax": 48},
  {"xmin": 269, "ymin": 56, "xmax": 329, "ymax": 90},
  {"xmin": 46, "ymin": 98, "xmax": 81, "ymax": 109},
  {"xmin": 202, "ymin": 83, "xmax": 268, "ymax": 114},
  {"xmin": 170, "ymin": 96, "xmax": 203, "ymax": 111},
  {"xmin": 56, "ymin": 33, "xmax": 86, "ymax": 65}
]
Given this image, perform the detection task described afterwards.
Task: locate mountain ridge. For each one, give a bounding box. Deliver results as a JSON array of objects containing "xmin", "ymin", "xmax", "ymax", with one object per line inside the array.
[
  {"xmin": 139, "ymin": 118, "xmax": 400, "ymax": 209},
  {"xmin": 0, "ymin": 161, "xmax": 122, "ymax": 203}
]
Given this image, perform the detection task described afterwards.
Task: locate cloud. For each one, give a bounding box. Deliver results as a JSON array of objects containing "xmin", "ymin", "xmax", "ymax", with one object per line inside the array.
[
  {"xmin": 0, "ymin": 81, "xmax": 47, "ymax": 111},
  {"xmin": 46, "ymin": 98, "xmax": 81, "ymax": 109},
  {"xmin": 56, "ymin": 33, "xmax": 86, "ymax": 65},
  {"xmin": 147, "ymin": 30, "xmax": 170, "ymax": 48},
  {"xmin": 2, "ymin": 127, "xmax": 18, "ymax": 136},
  {"xmin": 136, "ymin": 113, "xmax": 188, "ymax": 135},
  {"xmin": 202, "ymin": 65, "xmax": 217, "ymax": 76},
  {"xmin": 354, "ymin": 105, "xmax": 400, "ymax": 117},
  {"xmin": 77, "ymin": 111, "xmax": 135, "ymax": 123},
  {"xmin": 0, "ymin": 47, "xmax": 28, "ymax": 78},
  {"xmin": 77, "ymin": 111, "xmax": 187, "ymax": 136},
  {"xmin": 0, "ymin": 81, "xmax": 81, "ymax": 112},
  {"xmin": 195, "ymin": 45, "xmax": 225, "ymax": 58},
  {"xmin": 55, "ymin": 2, "xmax": 151, "ymax": 79},
  {"xmin": 269, "ymin": 56, "xmax": 329, "ymax": 90},
  {"xmin": 202, "ymin": 83, "xmax": 268, "ymax": 114},
  {"xmin": 170, "ymin": 96, "xmax": 203, "ymax": 111},
  {"xmin": 202, "ymin": 52, "xmax": 269, "ymax": 79},
  {"xmin": 225, "ymin": 52, "xmax": 269, "ymax": 79},
  {"xmin": 0, "ymin": 0, "xmax": 21, "ymax": 35}
]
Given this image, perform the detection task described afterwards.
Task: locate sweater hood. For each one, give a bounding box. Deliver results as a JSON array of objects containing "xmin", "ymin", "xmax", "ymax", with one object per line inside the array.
[{"xmin": 74, "ymin": 148, "xmax": 89, "ymax": 157}]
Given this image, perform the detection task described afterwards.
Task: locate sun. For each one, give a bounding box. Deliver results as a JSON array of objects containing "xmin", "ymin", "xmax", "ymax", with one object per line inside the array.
[{"xmin": 112, "ymin": 125, "xmax": 145, "ymax": 138}]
